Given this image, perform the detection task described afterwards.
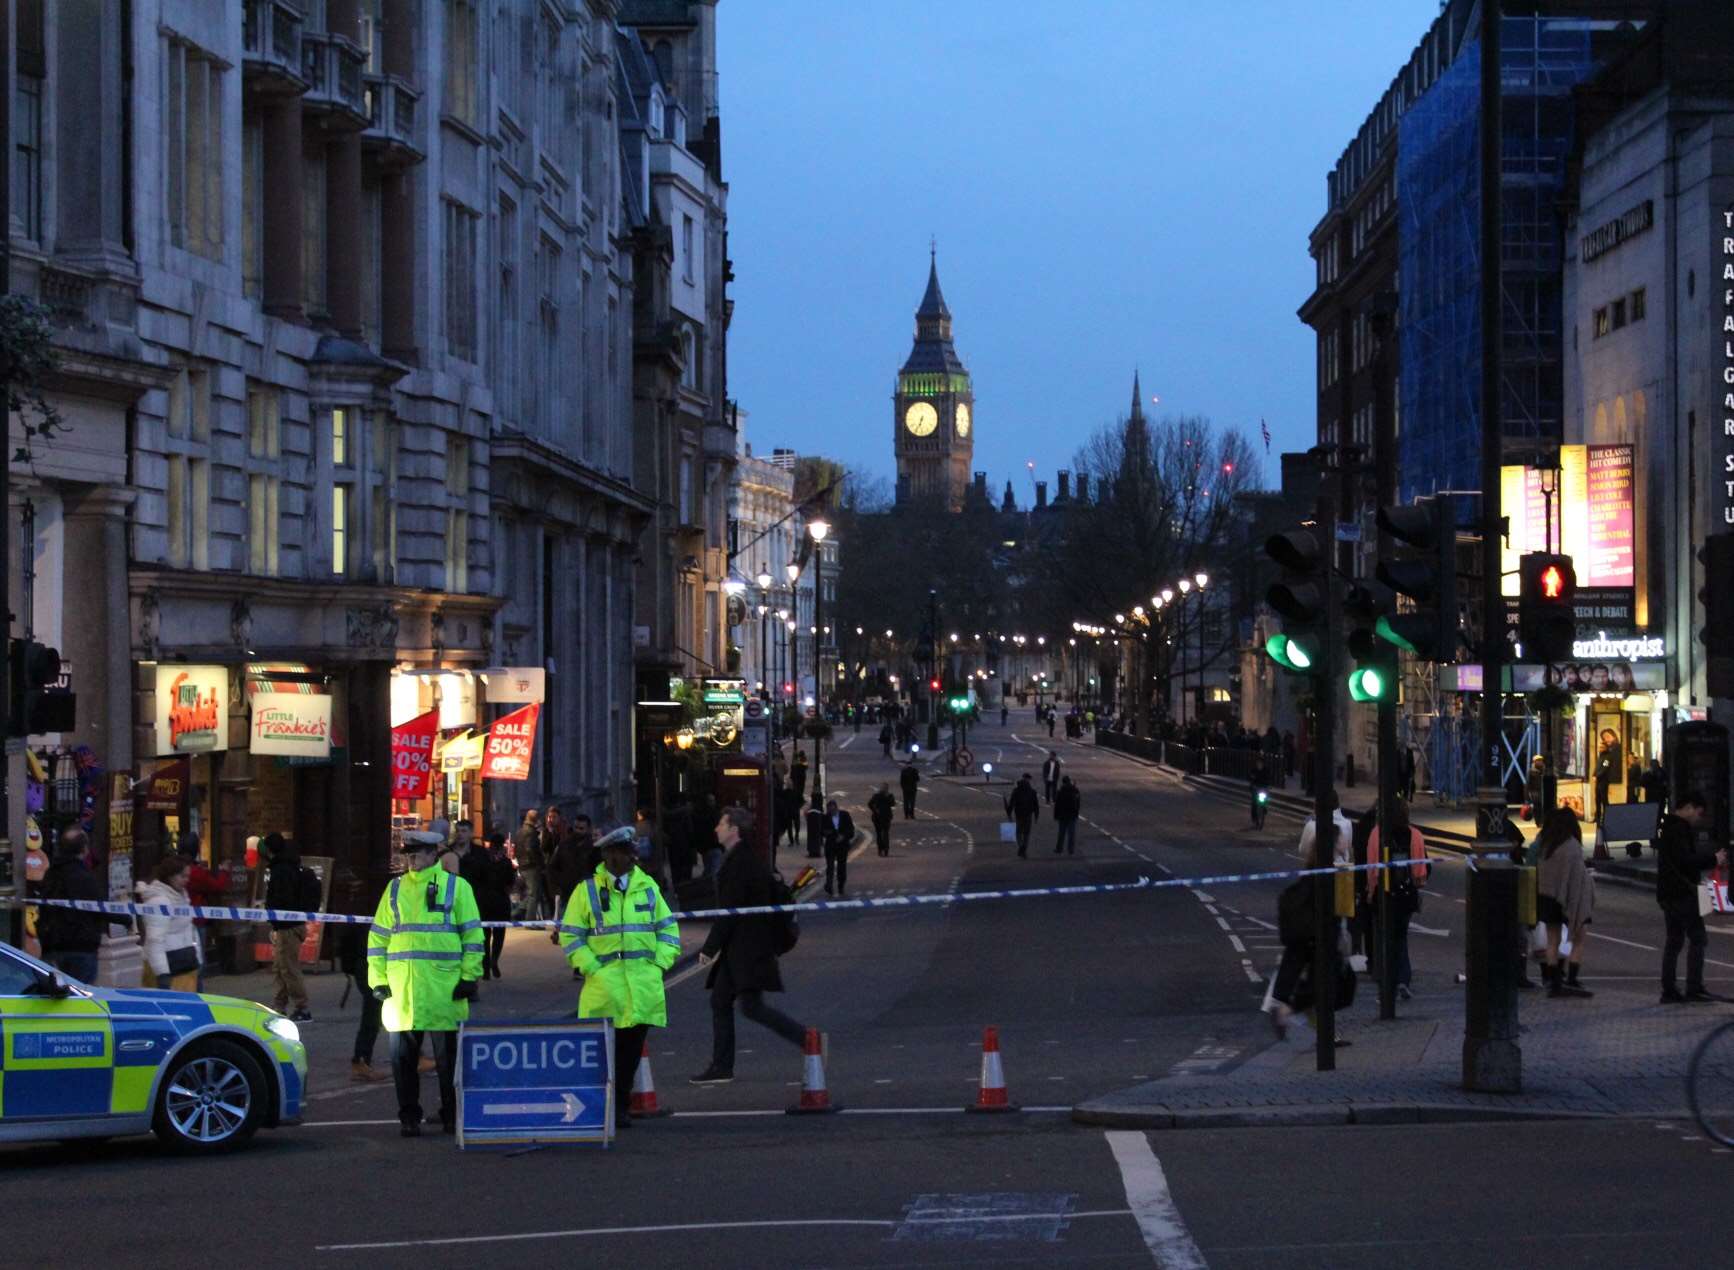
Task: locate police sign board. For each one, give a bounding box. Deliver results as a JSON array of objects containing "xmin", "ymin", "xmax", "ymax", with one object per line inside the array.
[{"xmin": 456, "ymin": 1018, "xmax": 614, "ymax": 1148}]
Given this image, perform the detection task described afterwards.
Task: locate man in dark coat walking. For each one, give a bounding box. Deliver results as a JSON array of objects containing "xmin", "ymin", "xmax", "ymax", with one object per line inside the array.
[
  {"xmin": 1657, "ymin": 792, "xmax": 1729, "ymax": 1002},
  {"xmin": 820, "ymin": 798, "xmax": 857, "ymax": 896},
  {"xmin": 1041, "ymin": 751, "xmax": 1062, "ymax": 803},
  {"xmin": 899, "ymin": 760, "xmax": 921, "ymax": 820},
  {"xmin": 691, "ymin": 807, "xmax": 812, "ymax": 1084},
  {"xmin": 1053, "ymin": 775, "xmax": 1082, "ymax": 855},
  {"xmin": 1005, "ymin": 773, "xmax": 1041, "ymax": 859},
  {"xmin": 868, "ymin": 783, "xmax": 897, "ymax": 856}
]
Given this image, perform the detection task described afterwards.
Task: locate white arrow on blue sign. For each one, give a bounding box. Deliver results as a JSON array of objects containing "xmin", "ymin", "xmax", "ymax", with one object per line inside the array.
[{"xmin": 457, "ymin": 1018, "xmax": 616, "ymax": 1148}]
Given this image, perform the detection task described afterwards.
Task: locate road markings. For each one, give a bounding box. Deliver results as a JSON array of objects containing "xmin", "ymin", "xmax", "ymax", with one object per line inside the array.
[
  {"xmin": 1227, "ymin": 935, "xmax": 1246, "ymax": 953},
  {"xmin": 1105, "ymin": 1131, "xmax": 1209, "ymax": 1268}
]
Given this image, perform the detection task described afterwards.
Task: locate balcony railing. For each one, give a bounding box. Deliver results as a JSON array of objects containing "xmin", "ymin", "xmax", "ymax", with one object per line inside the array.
[
  {"xmin": 242, "ymin": 0, "xmax": 306, "ymax": 96},
  {"xmin": 301, "ymin": 31, "xmax": 369, "ymax": 129},
  {"xmin": 361, "ymin": 73, "xmax": 424, "ymax": 166}
]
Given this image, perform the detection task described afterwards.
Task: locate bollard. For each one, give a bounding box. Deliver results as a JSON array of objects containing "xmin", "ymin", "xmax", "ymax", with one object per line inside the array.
[{"xmin": 1463, "ymin": 853, "xmax": 1523, "ymax": 1093}]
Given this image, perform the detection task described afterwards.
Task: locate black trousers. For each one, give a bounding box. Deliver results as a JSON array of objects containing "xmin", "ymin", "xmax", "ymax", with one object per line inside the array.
[
  {"xmin": 1054, "ymin": 819, "xmax": 1077, "ymax": 854},
  {"xmin": 350, "ymin": 972, "xmax": 382, "ymax": 1064},
  {"xmin": 484, "ymin": 925, "xmax": 506, "ymax": 976},
  {"xmin": 1272, "ymin": 941, "xmax": 1313, "ymax": 1008},
  {"xmin": 873, "ymin": 821, "xmax": 891, "ymax": 855},
  {"xmin": 390, "ymin": 1029, "xmax": 457, "ymax": 1127},
  {"xmin": 902, "ymin": 792, "xmax": 916, "ymax": 819},
  {"xmin": 1015, "ymin": 818, "xmax": 1033, "ymax": 856},
  {"xmin": 614, "ymin": 1022, "xmax": 649, "ymax": 1121},
  {"xmin": 825, "ymin": 839, "xmax": 849, "ymax": 893},
  {"xmin": 1044, "ymin": 778, "xmax": 1057, "ymax": 803},
  {"xmin": 1663, "ymin": 907, "xmax": 1708, "ymax": 994},
  {"xmin": 710, "ymin": 987, "xmax": 808, "ymax": 1072}
]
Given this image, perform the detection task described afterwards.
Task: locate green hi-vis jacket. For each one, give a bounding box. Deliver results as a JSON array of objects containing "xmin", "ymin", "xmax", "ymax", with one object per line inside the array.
[
  {"xmin": 559, "ymin": 865, "xmax": 681, "ymax": 1028},
  {"xmin": 367, "ymin": 866, "xmax": 484, "ymax": 1032}
]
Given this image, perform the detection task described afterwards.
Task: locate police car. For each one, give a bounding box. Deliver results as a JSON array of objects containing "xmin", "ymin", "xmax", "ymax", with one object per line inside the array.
[{"xmin": 0, "ymin": 940, "xmax": 307, "ymax": 1153}]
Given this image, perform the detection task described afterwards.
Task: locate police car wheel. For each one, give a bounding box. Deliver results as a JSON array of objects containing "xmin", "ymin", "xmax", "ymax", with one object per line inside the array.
[{"xmin": 154, "ymin": 1040, "xmax": 268, "ymax": 1153}]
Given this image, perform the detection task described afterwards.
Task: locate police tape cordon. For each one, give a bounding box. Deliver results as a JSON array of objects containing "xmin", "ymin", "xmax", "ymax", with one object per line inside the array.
[{"xmin": 4, "ymin": 855, "xmax": 1465, "ymax": 929}]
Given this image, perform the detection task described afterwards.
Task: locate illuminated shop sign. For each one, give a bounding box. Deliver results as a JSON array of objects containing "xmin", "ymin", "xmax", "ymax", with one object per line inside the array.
[{"xmin": 1571, "ymin": 632, "xmax": 1664, "ymax": 661}]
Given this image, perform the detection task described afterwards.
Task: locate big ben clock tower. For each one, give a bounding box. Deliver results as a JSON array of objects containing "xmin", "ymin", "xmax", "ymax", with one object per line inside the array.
[{"xmin": 894, "ymin": 250, "xmax": 974, "ymax": 510}]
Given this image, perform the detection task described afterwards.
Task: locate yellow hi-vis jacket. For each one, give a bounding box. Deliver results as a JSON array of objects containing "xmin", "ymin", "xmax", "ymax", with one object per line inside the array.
[
  {"xmin": 368, "ymin": 865, "xmax": 484, "ymax": 1032},
  {"xmin": 560, "ymin": 864, "xmax": 681, "ymax": 1028}
]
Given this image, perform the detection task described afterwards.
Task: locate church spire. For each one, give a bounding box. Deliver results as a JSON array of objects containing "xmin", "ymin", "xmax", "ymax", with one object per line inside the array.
[
  {"xmin": 917, "ymin": 245, "xmax": 951, "ymax": 320},
  {"xmin": 1131, "ymin": 368, "xmax": 1144, "ymax": 423}
]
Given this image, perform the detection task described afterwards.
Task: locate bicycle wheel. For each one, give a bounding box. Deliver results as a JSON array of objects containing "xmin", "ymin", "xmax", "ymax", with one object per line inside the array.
[{"xmin": 1686, "ymin": 1018, "xmax": 1734, "ymax": 1146}]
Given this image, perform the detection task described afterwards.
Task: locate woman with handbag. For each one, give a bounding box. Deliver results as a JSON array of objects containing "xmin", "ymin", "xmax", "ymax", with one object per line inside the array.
[
  {"xmin": 137, "ymin": 855, "xmax": 203, "ymax": 992},
  {"xmin": 1365, "ymin": 798, "xmax": 1429, "ymax": 1001},
  {"xmin": 1535, "ymin": 807, "xmax": 1594, "ymax": 998}
]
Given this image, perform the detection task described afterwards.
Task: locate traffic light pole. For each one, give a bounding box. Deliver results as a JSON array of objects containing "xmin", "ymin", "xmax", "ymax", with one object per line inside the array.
[
  {"xmin": 1372, "ymin": 302, "xmax": 1399, "ymax": 1023},
  {"xmin": 925, "ymin": 590, "xmax": 941, "ymax": 752},
  {"xmin": 1466, "ymin": 1, "xmax": 1522, "ymax": 1094},
  {"xmin": 1311, "ymin": 468, "xmax": 1339, "ymax": 1073}
]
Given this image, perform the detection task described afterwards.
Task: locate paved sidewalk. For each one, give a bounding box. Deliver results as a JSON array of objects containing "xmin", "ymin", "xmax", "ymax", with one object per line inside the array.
[{"xmin": 1074, "ymin": 946, "xmax": 1733, "ymax": 1130}]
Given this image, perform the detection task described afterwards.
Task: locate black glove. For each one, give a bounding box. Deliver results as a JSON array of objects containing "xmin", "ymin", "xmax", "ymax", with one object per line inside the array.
[
  {"xmin": 371, "ymin": 985, "xmax": 391, "ymax": 1002},
  {"xmin": 452, "ymin": 979, "xmax": 479, "ymax": 1002}
]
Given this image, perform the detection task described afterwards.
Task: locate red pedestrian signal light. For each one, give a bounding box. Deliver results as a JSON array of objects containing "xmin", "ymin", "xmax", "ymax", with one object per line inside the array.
[
  {"xmin": 929, "ymin": 677, "xmax": 941, "ymax": 693},
  {"xmin": 1518, "ymin": 553, "xmax": 1576, "ymax": 663},
  {"xmin": 1541, "ymin": 564, "xmax": 1564, "ymax": 600}
]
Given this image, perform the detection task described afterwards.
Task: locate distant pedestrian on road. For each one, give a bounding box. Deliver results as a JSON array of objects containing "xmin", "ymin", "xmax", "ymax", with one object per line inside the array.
[
  {"xmin": 821, "ymin": 798, "xmax": 856, "ymax": 896},
  {"xmin": 1053, "ymin": 775, "xmax": 1081, "ymax": 855},
  {"xmin": 1365, "ymin": 798, "xmax": 1429, "ymax": 999},
  {"xmin": 1000, "ymin": 702, "xmax": 1009, "ymax": 726},
  {"xmin": 1641, "ymin": 757, "xmax": 1668, "ymax": 809},
  {"xmin": 512, "ymin": 809, "xmax": 545, "ymax": 921},
  {"xmin": 1249, "ymin": 754, "xmax": 1272, "ymax": 828},
  {"xmin": 339, "ymin": 921, "xmax": 388, "ymax": 1083},
  {"xmin": 1042, "ymin": 750, "xmax": 1062, "ymax": 803},
  {"xmin": 462, "ymin": 831, "xmax": 515, "ymax": 979},
  {"xmin": 1047, "ymin": 711, "xmax": 1056, "ymax": 738},
  {"xmin": 1297, "ymin": 793, "xmax": 1354, "ymax": 867},
  {"xmin": 899, "ymin": 760, "xmax": 921, "ymax": 820},
  {"xmin": 790, "ymin": 750, "xmax": 810, "ymax": 803},
  {"xmin": 879, "ymin": 722, "xmax": 894, "ymax": 759},
  {"xmin": 1005, "ymin": 773, "xmax": 1041, "ymax": 859},
  {"xmin": 1593, "ymin": 729, "xmax": 1621, "ymax": 823},
  {"xmin": 1656, "ymin": 792, "xmax": 1728, "ymax": 1003},
  {"xmin": 868, "ymin": 783, "xmax": 896, "ymax": 856},
  {"xmin": 36, "ymin": 828, "xmax": 111, "ymax": 985},
  {"xmin": 692, "ymin": 807, "xmax": 813, "ymax": 1085},
  {"xmin": 1533, "ymin": 808, "xmax": 1592, "ymax": 998},
  {"xmin": 262, "ymin": 832, "xmax": 315, "ymax": 1021}
]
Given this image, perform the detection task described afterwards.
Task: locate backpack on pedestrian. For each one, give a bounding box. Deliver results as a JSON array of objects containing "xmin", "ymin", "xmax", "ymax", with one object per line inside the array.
[
  {"xmin": 769, "ymin": 870, "xmax": 800, "ymax": 955},
  {"xmin": 298, "ymin": 865, "xmax": 324, "ymax": 914}
]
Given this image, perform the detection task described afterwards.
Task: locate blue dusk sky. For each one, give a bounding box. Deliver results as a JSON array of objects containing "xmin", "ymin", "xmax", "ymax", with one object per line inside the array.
[{"xmin": 717, "ymin": 0, "xmax": 1441, "ymax": 494}]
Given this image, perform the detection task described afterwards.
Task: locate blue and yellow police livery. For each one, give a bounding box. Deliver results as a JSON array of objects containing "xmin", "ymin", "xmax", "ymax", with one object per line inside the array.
[{"xmin": 0, "ymin": 940, "xmax": 307, "ymax": 1153}]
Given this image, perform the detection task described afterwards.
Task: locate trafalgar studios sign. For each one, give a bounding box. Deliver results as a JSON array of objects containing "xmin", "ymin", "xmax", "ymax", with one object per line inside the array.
[{"xmin": 154, "ymin": 666, "xmax": 229, "ymax": 756}]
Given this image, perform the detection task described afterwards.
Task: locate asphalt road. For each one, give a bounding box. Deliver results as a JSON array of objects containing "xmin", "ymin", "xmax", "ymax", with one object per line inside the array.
[{"xmin": 7, "ymin": 712, "xmax": 1731, "ymax": 1267}]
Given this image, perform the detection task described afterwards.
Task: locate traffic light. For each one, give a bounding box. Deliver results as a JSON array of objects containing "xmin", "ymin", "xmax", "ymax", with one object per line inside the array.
[
  {"xmin": 1518, "ymin": 552, "xmax": 1577, "ymax": 663},
  {"xmin": 1263, "ymin": 528, "xmax": 1327, "ymax": 674},
  {"xmin": 1699, "ymin": 532, "xmax": 1734, "ymax": 697},
  {"xmin": 1374, "ymin": 499, "xmax": 1459, "ymax": 662},
  {"xmin": 8, "ymin": 639, "xmax": 74, "ymax": 737},
  {"xmin": 929, "ymin": 677, "xmax": 942, "ymax": 694},
  {"xmin": 1343, "ymin": 581, "xmax": 1395, "ymax": 702}
]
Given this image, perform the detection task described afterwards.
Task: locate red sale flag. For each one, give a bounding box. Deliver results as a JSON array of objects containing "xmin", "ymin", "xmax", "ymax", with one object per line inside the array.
[
  {"xmin": 390, "ymin": 709, "xmax": 440, "ymax": 800},
  {"xmin": 480, "ymin": 703, "xmax": 540, "ymax": 781}
]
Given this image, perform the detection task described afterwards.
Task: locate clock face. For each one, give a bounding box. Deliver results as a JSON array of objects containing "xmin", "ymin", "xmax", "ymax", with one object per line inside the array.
[
  {"xmin": 904, "ymin": 401, "xmax": 938, "ymax": 437},
  {"xmin": 955, "ymin": 402, "xmax": 971, "ymax": 437}
]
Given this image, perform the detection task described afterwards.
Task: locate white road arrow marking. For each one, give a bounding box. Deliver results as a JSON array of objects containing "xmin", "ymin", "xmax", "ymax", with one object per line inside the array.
[{"xmin": 483, "ymin": 1091, "xmax": 584, "ymax": 1122}]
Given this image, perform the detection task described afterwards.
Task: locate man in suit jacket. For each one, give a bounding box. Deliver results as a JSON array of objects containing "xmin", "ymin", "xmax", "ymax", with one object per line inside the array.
[
  {"xmin": 691, "ymin": 807, "xmax": 812, "ymax": 1084},
  {"xmin": 820, "ymin": 798, "xmax": 857, "ymax": 896}
]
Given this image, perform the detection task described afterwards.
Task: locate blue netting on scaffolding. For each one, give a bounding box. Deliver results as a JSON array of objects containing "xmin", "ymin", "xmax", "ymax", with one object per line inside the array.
[{"xmin": 1396, "ymin": 20, "xmax": 1598, "ymax": 506}]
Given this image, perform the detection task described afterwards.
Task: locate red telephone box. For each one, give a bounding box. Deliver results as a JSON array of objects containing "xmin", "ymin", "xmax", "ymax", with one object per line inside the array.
[{"xmin": 712, "ymin": 754, "xmax": 773, "ymax": 864}]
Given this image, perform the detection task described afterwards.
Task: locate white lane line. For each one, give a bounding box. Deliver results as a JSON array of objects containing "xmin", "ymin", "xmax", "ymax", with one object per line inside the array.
[
  {"xmin": 1409, "ymin": 924, "xmax": 1451, "ymax": 937},
  {"xmin": 1105, "ymin": 1130, "xmax": 1209, "ymax": 1268},
  {"xmin": 1590, "ymin": 931, "xmax": 1657, "ymax": 952},
  {"xmin": 837, "ymin": 733, "xmax": 856, "ymax": 749},
  {"xmin": 317, "ymin": 1208, "xmax": 1138, "ymax": 1253},
  {"xmin": 1214, "ymin": 916, "xmax": 1231, "ymax": 932},
  {"xmin": 1227, "ymin": 935, "xmax": 1246, "ymax": 953}
]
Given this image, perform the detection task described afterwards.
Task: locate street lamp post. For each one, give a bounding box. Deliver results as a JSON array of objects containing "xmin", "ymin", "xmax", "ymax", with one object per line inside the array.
[
  {"xmin": 806, "ymin": 518, "xmax": 831, "ymax": 809},
  {"xmin": 1192, "ymin": 572, "xmax": 1209, "ymax": 726},
  {"xmin": 756, "ymin": 568, "xmax": 774, "ymax": 698}
]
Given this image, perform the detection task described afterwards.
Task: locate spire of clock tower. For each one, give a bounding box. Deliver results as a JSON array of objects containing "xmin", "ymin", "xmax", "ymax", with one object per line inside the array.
[{"xmin": 1131, "ymin": 368, "xmax": 1144, "ymax": 423}]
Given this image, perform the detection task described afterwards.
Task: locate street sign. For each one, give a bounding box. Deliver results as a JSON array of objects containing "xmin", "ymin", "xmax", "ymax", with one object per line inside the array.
[{"xmin": 457, "ymin": 1018, "xmax": 614, "ymax": 1148}]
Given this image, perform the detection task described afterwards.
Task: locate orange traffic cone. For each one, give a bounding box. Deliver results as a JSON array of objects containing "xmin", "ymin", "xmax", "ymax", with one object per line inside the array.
[
  {"xmin": 629, "ymin": 1041, "xmax": 671, "ymax": 1118},
  {"xmin": 786, "ymin": 1027, "xmax": 840, "ymax": 1114},
  {"xmin": 966, "ymin": 1026, "xmax": 1019, "ymax": 1113}
]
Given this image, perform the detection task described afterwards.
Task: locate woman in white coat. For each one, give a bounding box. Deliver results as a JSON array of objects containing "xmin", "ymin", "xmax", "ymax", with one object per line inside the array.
[{"xmin": 137, "ymin": 855, "xmax": 203, "ymax": 991}]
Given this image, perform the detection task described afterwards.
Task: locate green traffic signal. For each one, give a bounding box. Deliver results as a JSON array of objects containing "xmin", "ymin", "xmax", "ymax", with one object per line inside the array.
[
  {"xmin": 1347, "ymin": 665, "xmax": 1389, "ymax": 702},
  {"xmin": 1265, "ymin": 632, "xmax": 1315, "ymax": 673}
]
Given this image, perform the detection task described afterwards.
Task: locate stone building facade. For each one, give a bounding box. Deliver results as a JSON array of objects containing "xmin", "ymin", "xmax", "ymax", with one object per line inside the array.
[{"xmin": 4, "ymin": 1, "xmax": 671, "ymax": 956}]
